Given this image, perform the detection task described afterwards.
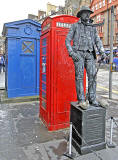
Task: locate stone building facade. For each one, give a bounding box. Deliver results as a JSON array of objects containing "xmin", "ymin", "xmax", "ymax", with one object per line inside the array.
[
  {"xmin": 47, "ymin": 2, "xmax": 58, "ymax": 16},
  {"xmin": 0, "ymin": 36, "xmax": 5, "ymax": 56},
  {"xmin": 28, "ymin": 14, "xmax": 38, "ymax": 20},
  {"xmin": 38, "ymin": 3, "xmax": 65, "ymax": 24},
  {"xmin": 46, "ymin": 3, "xmax": 65, "ymax": 16},
  {"xmin": 38, "ymin": 10, "xmax": 46, "ymax": 24}
]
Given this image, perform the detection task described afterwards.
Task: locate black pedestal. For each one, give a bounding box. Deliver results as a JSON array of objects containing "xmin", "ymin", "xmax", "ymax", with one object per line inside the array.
[{"xmin": 70, "ymin": 102, "xmax": 106, "ymax": 155}]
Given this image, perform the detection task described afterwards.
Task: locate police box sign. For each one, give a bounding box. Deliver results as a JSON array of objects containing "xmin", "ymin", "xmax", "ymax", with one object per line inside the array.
[{"xmin": 56, "ymin": 22, "xmax": 72, "ymax": 28}]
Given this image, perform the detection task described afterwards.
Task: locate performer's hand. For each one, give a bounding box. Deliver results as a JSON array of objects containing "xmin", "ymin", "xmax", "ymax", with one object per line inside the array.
[
  {"xmin": 69, "ymin": 52, "xmax": 79, "ymax": 61},
  {"xmin": 101, "ymin": 52, "xmax": 106, "ymax": 60},
  {"xmin": 98, "ymin": 53, "xmax": 107, "ymax": 63}
]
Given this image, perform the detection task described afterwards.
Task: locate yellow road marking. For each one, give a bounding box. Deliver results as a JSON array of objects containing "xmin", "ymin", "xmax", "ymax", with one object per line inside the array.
[{"xmin": 97, "ymin": 85, "xmax": 118, "ymax": 94}]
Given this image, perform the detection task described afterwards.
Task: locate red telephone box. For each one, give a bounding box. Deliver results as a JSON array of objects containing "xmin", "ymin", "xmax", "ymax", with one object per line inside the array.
[{"xmin": 40, "ymin": 15, "xmax": 86, "ymax": 131}]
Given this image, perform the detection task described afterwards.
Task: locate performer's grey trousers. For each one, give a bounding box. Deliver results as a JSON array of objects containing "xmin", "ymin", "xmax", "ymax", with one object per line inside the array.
[{"xmin": 74, "ymin": 50, "xmax": 96, "ymax": 102}]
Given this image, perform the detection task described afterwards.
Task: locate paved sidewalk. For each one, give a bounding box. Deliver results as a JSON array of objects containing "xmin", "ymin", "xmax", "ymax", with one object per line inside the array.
[{"xmin": 0, "ymin": 97, "xmax": 118, "ymax": 160}]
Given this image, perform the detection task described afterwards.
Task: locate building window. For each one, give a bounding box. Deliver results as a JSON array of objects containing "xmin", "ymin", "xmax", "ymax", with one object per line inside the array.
[
  {"xmin": 117, "ymin": 6, "xmax": 118, "ymax": 15},
  {"xmin": 97, "ymin": 26, "xmax": 103, "ymax": 33},
  {"xmin": 100, "ymin": 26, "xmax": 103, "ymax": 33},
  {"xmin": 22, "ymin": 41, "xmax": 34, "ymax": 54},
  {"xmin": 103, "ymin": 0, "xmax": 105, "ymax": 6},
  {"xmin": 92, "ymin": 6, "xmax": 94, "ymax": 12},
  {"xmin": 116, "ymin": 34, "xmax": 118, "ymax": 43},
  {"xmin": 117, "ymin": 21, "xmax": 118, "ymax": 29},
  {"xmin": 99, "ymin": 1, "xmax": 102, "ymax": 8},
  {"xmin": 97, "ymin": 15, "xmax": 101, "ymax": 22},
  {"xmin": 56, "ymin": 7, "xmax": 59, "ymax": 12},
  {"xmin": 49, "ymin": 11, "xmax": 51, "ymax": 15},
  {"xmin": 96, "ymin": 4, "xmax": 98, "ymax": 10},
  {"xmin": 69, "ymin": 8, "xmax": 72, "ymax": 15},
  {"xmin": 97, "ymin": 26, "xmax": 100, "ymax": 33},
  {"xmin": 99, "ymin": 15, "xmax": 101, "ymax": 21}
]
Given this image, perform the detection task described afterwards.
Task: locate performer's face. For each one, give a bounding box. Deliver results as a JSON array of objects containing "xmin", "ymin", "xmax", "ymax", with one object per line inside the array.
[{"xmin": 81, "ymin": 11, "xmax": 91, "ymax": 22}]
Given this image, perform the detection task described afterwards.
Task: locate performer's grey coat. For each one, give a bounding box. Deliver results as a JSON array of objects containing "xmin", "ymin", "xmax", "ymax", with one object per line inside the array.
[{"xmin": 65, "ymin": 20, "xmax": 104, "ymax": 59}]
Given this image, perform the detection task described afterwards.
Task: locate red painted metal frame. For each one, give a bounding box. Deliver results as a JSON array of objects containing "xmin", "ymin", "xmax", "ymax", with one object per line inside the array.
[{"xmin": 40, "ymin": 15, "xmax": 86, "ymax": 131}]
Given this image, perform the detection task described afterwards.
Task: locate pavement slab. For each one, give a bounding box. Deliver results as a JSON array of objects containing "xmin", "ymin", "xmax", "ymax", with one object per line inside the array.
[{"xmin": 0, "ymin": 147, "xmax": 29, "ymax": 160}]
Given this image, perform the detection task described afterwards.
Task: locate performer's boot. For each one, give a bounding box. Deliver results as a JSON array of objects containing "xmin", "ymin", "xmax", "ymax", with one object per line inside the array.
[
  {"xmin": 89, "ymin": 100, "xmax": 99, "ymax": 107},
  {"xmin": 76, "ymin": 101, "xmax": 88, "ymax": 110}
]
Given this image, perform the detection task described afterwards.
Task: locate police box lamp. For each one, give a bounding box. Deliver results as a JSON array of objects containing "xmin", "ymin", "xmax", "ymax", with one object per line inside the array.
[{"xmin": 110, "ymin": 63, "xmax": 118, "ymax": 72}]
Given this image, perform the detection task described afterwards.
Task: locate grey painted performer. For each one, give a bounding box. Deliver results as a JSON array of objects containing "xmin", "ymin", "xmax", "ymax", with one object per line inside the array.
[{"xmin": 65, "ymin": 6, "xmax": 106, "ymax": 109}]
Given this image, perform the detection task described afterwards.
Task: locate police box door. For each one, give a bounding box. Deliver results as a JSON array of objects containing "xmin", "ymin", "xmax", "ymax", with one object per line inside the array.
[{"xmin": 19, "ymin": 38, "xmax": 38, "ymax": 96}]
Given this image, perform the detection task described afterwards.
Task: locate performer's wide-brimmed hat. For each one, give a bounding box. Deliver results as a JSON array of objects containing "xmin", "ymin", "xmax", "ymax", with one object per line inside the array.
[{"xmin": 77, "ymin": 6, "xmax": 93, "ymax": 18}]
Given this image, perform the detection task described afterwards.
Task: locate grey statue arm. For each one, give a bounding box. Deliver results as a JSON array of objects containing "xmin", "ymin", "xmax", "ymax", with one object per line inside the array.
[
  {"xmin": 65, "ymin": 24, "xmax": 75, "ymax": 56},
  {"xmin": 94, "ymin": 27, "xmax": 105, "ymax": 54}
]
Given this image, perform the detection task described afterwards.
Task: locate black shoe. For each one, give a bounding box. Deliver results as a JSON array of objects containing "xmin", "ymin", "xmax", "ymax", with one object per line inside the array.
[{"xmin": 89, "ymin": 100, "xmax": 99, "ymax": 107}]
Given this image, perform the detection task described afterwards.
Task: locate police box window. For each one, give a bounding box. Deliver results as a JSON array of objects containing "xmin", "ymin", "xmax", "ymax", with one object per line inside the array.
[{"xmin": 22, "ymin": 41, "xmax": 34, "ymax": 54}]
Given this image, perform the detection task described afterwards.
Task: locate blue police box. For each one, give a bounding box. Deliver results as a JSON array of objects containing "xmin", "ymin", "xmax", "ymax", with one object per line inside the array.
[{"xmin": 2, "ymin": 19, "xmax": 41, "ymax": 98}]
